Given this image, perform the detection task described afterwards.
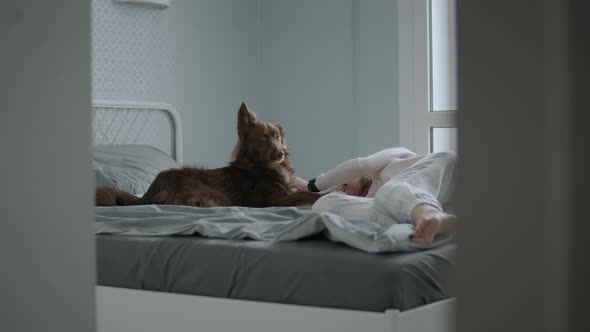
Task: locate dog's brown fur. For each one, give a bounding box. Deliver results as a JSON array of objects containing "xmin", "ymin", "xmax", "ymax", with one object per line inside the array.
[{"xmin": 96, "ymin": 102, "xmax": 321, "ymax": 207}]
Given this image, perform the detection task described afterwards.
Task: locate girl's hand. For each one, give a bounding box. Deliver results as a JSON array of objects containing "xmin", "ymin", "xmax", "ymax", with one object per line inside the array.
[{"xmin": 290, "ymin": 176, "xmax": 310, "ymax": 192}]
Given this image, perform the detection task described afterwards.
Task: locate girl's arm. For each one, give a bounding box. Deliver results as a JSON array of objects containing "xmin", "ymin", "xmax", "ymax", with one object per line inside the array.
[{"xmin": 312, "ymin": 147, "xmax": 416, "ymax": 191}]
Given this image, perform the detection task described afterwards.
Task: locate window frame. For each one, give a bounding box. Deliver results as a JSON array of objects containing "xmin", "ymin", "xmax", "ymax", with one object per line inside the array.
[{"xmin": 397, "ymin": 0, "xmax": 457, "ymax": 154}]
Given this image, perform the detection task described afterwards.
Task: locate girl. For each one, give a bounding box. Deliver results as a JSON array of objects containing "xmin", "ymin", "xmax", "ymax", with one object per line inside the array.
[{"xmin": 292, "ymin": 148, "xmax": 457, "ymax": 245}]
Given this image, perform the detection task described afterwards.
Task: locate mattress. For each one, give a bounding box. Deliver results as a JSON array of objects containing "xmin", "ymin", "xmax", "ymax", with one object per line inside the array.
[{"xmin": 96, "ymin": 234, "xmax": 455, "ymax": 312}]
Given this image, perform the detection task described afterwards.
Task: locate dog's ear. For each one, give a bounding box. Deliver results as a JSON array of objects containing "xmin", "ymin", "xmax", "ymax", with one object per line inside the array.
[
  {"xmin": 281, "ymin": 126, "xmax": 288, "ymax": 148},
  {"xmin": 277, "ymin": 124, "xmax": 286, "ymax": 138},
  {"xmin": 238, "ymin": 102, "xmax": 257, "ymax": 138}
]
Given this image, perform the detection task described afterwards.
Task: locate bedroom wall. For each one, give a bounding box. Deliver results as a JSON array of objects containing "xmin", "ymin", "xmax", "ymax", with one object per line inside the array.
[
  {"xmin": 256, "ymin": 0, "xmax": 399, "ymax": 178},
  {"xmin": 92, "ymin": 0, "xmax": 398, "ymax": 175},
  {"xmin": 91, "ymin": 0, "xmax": 258, "ymax": 167}
]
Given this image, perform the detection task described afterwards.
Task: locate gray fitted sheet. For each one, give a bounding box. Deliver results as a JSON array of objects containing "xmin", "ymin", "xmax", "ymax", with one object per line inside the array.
[{"xmin": 97, "ymin": 234, "xmax": 455, "ymax": 312}]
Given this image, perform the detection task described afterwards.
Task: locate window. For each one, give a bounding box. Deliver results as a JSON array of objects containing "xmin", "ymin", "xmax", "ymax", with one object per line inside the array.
[{"xmin": 398, "ymin": 0, "xmax": 457, "ymax": 154}]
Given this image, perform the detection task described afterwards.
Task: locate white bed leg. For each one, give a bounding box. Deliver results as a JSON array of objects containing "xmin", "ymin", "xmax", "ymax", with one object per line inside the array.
[
  {"xmin": 385, "ymin": 309, "xmax": 401, "ymax": 332},
  {"xmin": 395, "ymin": 299, "xmax": 456, "ymax": 332}
]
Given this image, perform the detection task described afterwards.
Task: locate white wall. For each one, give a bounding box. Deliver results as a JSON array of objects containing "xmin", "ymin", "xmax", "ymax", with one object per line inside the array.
[
  {"xmin": 0, "ymin": 1, "xmax": 96, "ymax": 332},
  {"xmin": 171, "ymin": 0, "xmax": 259, "ymax": 168},
  {"xmin": 352, "ymin": 0, "xmax": 398, "ymax": 157},
  {"xmin": 257, "ymin": 0, "xmax": 355, "ymax": 178},
  {"xmin": 257, "ymin": 0, "xmax": 398, "ymax": 178}
]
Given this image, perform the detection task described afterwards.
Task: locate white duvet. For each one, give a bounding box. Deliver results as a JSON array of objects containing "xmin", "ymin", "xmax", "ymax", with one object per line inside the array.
[{"xmin": 96, "ymin": 185, "xmax": 452, "ymax": 253}]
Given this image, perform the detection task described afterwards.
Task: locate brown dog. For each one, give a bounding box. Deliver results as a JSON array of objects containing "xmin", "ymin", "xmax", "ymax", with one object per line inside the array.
[{"xmin": 96, "ymin": 102, "xmax": 321, "ymax": 207}]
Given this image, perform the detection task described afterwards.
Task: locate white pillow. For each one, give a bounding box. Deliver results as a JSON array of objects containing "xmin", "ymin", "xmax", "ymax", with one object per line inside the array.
[{"xmin": 94, "ymin": 145, "xmax": 178, "ymax": 195}]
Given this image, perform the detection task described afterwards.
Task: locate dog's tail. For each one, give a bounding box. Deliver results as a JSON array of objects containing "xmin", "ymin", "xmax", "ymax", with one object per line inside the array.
[{"xmin": 95, "ymin": 186, "xmax": 141, "ymax": 206}]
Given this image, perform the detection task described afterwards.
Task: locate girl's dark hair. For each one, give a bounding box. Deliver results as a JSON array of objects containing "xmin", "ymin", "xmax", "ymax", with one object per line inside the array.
[{"xmin": 358, "ymin": 175, "xmax": 373, "ymax": 197}]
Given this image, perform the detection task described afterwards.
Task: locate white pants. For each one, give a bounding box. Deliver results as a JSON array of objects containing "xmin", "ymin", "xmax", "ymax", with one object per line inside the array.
[{"xmin": 313, "ymin": 152, "xmax": 457, "ymax": 225}]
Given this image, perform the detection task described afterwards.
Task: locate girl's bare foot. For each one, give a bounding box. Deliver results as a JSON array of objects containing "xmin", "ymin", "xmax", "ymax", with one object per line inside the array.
[{"xmin": 410, "ymin": 204, "xmax": 456, "ymax": 245}]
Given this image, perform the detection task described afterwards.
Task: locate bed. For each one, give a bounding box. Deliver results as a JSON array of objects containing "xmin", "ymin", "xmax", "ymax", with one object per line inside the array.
[{"xmin": 93, "ymin": 100, "xmax": 456, "ymax": 332}]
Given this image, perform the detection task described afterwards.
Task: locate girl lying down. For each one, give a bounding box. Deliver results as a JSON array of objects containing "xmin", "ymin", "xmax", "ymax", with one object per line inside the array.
[{"xmin": 292, "ymin": 148, "xmax": 457, "ymax": 245}]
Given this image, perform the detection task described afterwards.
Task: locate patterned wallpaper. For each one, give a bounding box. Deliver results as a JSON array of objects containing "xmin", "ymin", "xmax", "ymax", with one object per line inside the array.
[{"xmin": 91, "ymin": 0, "xmax": 175, "ymax": 101}]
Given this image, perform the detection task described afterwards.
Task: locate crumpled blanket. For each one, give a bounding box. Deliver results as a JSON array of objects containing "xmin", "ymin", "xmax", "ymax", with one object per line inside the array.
[{"xmin": 96, "ymin": 192, "xmax": 451, "ymax": 253}]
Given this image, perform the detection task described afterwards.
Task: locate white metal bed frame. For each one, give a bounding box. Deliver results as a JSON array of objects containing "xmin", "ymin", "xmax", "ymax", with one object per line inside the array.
[
  {"xmin": 92, "ymin": 99, "xmax": 183, "ymax": 164},
  {"xmin": 92, "ymin": 100, "xmax": 456, "ymax": 332}
]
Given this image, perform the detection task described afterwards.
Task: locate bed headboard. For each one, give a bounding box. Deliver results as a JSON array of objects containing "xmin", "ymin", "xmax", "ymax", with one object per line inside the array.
[{"xmin": 92, "ymin": 100, "xmax": 183, "ymax": 164}]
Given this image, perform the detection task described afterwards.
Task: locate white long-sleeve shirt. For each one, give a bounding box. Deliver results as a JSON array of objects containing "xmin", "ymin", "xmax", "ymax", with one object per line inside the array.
[{"xmin": 315, "ymin": 148, "xmax": 425, "ymax": 197}]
